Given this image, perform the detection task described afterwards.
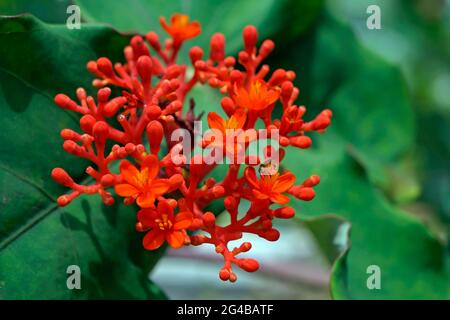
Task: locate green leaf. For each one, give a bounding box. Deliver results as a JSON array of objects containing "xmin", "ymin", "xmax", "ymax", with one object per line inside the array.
[
  {"xmin": 0, "ymin": 15, "xmax": 165, "ymax": 299},
  {"xmin": 75, "ymin": 0, "xmax": 323, "ymax": 60},
  {"xmin": 287, "ymin": 137, "xmax": 450, "ymax": 298},
  {"xmin": 274, "ymin": 12, "xmax": 417, "ymax": 199},
  {"xmin": 279, "ymin": 13, "xmax": 450, "ymax": 298},
  {"xmin": 301, "ymin": 215, "xmax": 350, "ymax": 265},
  {"xmin": 0, "ymin": 0, "xmax": 71, "ymax": 24}
]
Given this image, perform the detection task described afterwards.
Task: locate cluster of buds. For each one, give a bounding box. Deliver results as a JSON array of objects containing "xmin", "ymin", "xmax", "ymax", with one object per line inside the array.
[{"xmin": 52, "ymin": 14, "xmax": 331, "ymax": 282}]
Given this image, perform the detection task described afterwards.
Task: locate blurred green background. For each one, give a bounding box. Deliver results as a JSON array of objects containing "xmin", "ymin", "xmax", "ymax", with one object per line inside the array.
[{"xmin": 0, "ymin": 0, "xmax": 449, "ymax": 299}]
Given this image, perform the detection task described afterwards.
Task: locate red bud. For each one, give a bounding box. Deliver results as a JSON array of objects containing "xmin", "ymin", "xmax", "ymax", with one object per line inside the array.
[
  {"xmin": 219, "ymin": 268, "xmax": 230, "ymax": 281},
  {"xmin": 303, "ymin": 175, "xmax": 320, "ymax": 187},
  {"xmin": 103, "ymin": 97, "xmax": 127, "ymax": 117},
  {"xmin": 145, "ymin": 32, "xmax": 160, "ymax": 50},
  {"xmin": 137, "ymin": 55, "xmax": 153, "ymax": 83},
  {"xmin": 146, "ymin": 105, "xmax": 162, "ymax": 121},
  {"xmin": 63, "ymin": 140, "xmax": 82, "ymax": 156},
  {"xmin": 100, "ymin": 174, "xmax": 115, "ymax": 187},
  {"xmin": 290, "ymin": 136, "xmax": 312, "ymax": 149},
  {"xmin": 92, "ymin": 121, "xmax": 109, "ymax": 143},
  {"xmin": 57, "ymin": 195, "xmax": 71, "ymax": 207},
  {"xmin": 237, "ymin": 258, "xmax": 259, "ymax": 272},
  {"xmin": 273, "ymin": 206, "xmax": 295, "ymax": 219},
  {"xmin": 262, "ymin": 228, "xmax": 280, "ymax": 241},
  {"xmin": 146, "ymin": 120, "xmax": 164, "ymax": 155},
  {"xmin": 97, "ymin": 57, "xmax": 115, "ymax": 78},
  {"xmin": 210, "ymin": 33, "xmax": 225, "ymax": 61},
  {"xmin": 224, "ymin": 196, "xmax": 237, "ymax": 212},
  {"xmin": 97, "ymin": 87, "xmax": 111, "ymax": 103},
  {"xmin": 86, "ymin": 61, "xmax": 98, "ymax": 74},
  {"xmin": 79, "ymin": 115, "xmax": 96, "ymax": 134},
  {"xmin": 54, "ymin": 94, "xmax": 78, "ymax": 111},
  {"xmin": 243, "ymin": 25, "xmax": 258, "ymax": 53},
  {"xmin": 291, "ymin": 186, "xmax": 315, "ymax": 201},
  {"xmin": 60, "ymin": 129, "xmax": 80, "ymax": 141},
  {"xmin": 202, "ymin": 212, "xmax": 216, "ymax": 229},
  {"xmin": 221, "ymin": 97, "xmax": 235, "ymax": 116},
  {"xmin": 189, "ymin": 46, "xmax": 204, "ymax": 64},
  {"xmin": 51, "ymin": 168, "xmax": 74, "ymax": 187},
  {"xmin": 259, "ymin": 39, "xmax": 275, "ymax": 59}
]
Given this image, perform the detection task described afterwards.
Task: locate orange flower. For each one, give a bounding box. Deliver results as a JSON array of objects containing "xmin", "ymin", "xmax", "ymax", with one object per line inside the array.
[
  {"xmin": 160, "ymin": 14, "xmax": 201, "ymax": 44},
  {"xmin": 137, "ymin": 200, "xmax": 193, "ymax": 250},
  {"xmin": 115, "ymin": 155, "xmax": 170, "ymax": 208},
  {"xmin": 245, "ymin": 166, "xmax": 295, "ymax": 204},
  {"xmin": 233, "ymin": 80, "xmax": 280, "ymax": 111},
  {"xmin": 204, "ymin": 109, "xmax": 252, "ymax": 159},
  {"xmin": 207, "ymin": 109, "xmax": 247, "ymax": 134}
]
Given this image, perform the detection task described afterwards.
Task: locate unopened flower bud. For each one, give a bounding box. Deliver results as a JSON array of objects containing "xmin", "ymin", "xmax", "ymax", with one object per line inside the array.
[
  {"xmin": 146, "ymin": 120, "xmax": 164, "ymax": 155},
  {"xmin": 237, "ymin": 258, "xmax": 259, "ymax": 272},
  {"xmin": 51, "ymin": 168, "xmax": 74, "ymax": 187},
  {"xmin": 290, "ymin": 136, "xmax": 312, "ymax": 149},
  {"xmin": 202, "ymin": 212, "xmax": 216, "ymax": 229},
  {"xmin": 96, "ymin": 57, "xmax": 115, "ymax": 78},
  {"xmin": 273, "ymin": 206, "xmax": 295, "ymax": 219},
  {"xmin": 137, "ymin": 55, "xmax": 153, "ymax": 83},
  {"xmin": 243, "ymin": 25, "xmax": 258, "ymax": 53}
]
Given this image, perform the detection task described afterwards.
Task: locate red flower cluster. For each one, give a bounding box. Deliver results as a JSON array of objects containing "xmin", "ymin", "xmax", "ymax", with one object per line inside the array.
[{"xmin": 52, "ymin": 14, "xmax": 331, "ymax": 282}]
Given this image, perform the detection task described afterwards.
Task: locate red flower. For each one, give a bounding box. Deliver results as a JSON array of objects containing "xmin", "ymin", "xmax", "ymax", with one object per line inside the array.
[
  {"xmin": 115, "ymin": 155, "xmax": 170, "ymax": 208},
  {"xmin": 137, "ymin": 200, "xmax": 193, "ymax": 250},
  {"xmin": 160, "ymin": 13, "xmax": 201, "ymax": 44},
  {"xmin": 245, "ymin": 166, "xmax": 295, "ymax": 204},
  {"xmin": 233, "ymin": 80, "xmax": 280, "ymax": 111}
]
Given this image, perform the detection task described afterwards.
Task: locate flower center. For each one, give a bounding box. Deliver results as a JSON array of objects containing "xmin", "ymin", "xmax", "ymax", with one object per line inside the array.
[
  {"xmin": 155, "ymin": 214, "xmax": 172, "ymax": 231},
  {"xmin": 250, "ymin": 81, "xmax": 263, "ymax": 99},
  {"xmin": 133, "ymin": 168, "xmax": 149, "ymax": 188},
  {"xmin": 260, "ymin": 173, "xmax": 279, "ymax": 191},
  {"xmin": 174, "ymin": 15, "xmax": 189, "ymax": 28}
]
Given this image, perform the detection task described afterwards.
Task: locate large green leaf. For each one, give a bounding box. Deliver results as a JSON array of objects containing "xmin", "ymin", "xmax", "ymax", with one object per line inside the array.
[
  {"xmin": 75, "ymin": 0, "xmax": 323, "ymax": 59},
  {"xmin": 288, "ymin": 138, "xmax": 450, "ymax": 299},
  {"xmin": 0, "ymin": 0, "xmax": 71, "ymax": 24},
  {"xmin": 0, "ymin": 15, "xmax": 165, "ymax": 299},
  {"xmin": 274, "ymin": 11, "xmax": 418, "ymax": 201},
  {"xmin": 279, "ymin": 12, "xmax": 450, "ymax": 298}
]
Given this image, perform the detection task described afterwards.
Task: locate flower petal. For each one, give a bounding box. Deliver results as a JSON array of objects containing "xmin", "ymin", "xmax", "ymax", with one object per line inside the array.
[
  {"xmin": 136, "ymin": 192, "xmax": 155, "ymax": 208},
  {"xmin": 157, "ymin": 200, "xmax": 173, "ymax": 217},
  {"xmin": 143, "ymin": 229, "xmax": 165, "ymax": 250},
  {"xmin": 141, "ymin": 155, "xmax": 159, "ymax": 179},
  {"xmin": 272, "ymin": 172, "xmax": 295, "ymax": 193},
  {"xmin": 115, "ymin": 183, "xmax": 139, "ymax": 197},
  {"xmin": 270, "ymin": 193, "xmax": 290, "ymax": 204},
  {"xmin": 208, "ymin": 112, "xmax": 226, "ymax": 132},
  {"xmin": 253, "ymin": 189, "xmax": 269, "ymax": 200},
  {"xmin": 267, "ymin": 89, "xmax": 280, "ymax": 105},
  {"xmin": 171, "ymin": 13, "xmax": 189, "ymax": 26},
  {"xmin": 166, "ymin": 230, "xmax": 185, "ymax": 249},
  {"xmin": 173, "ymin": 212, "xmax": 193, "ymax": 230},
  {"xmin": 150, "ymin": 179, "xmax": 170, "ymax": 196},
  {"xmin": 245, "ymin": 166, "xmax": 260, "ymax": 189},
  {"xmin": 137, "ymin": 208, "xmax": 158, "ymax": 228},
  {"xmin": 119, "ymin": 160, "xmax": 140, "ymax": 185},
  {"xmin": 233, "ymin": 84, "xmax": 251, "ymax": 109},
  {"xmin": 185, "ymin": 21, "xmax": 201, "ymax": 38},
  {"xmin": 229, "ymin": 109, "xmax": 247, "ymax": 129}
]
